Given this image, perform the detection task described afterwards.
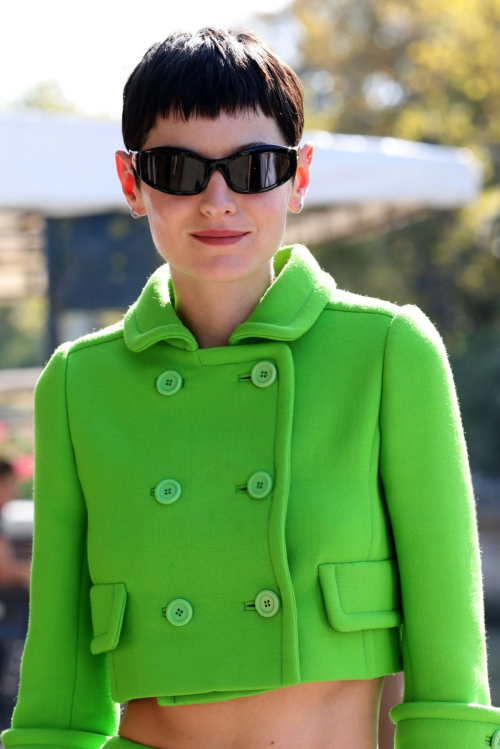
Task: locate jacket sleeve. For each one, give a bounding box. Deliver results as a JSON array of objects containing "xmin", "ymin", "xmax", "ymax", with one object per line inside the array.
[
  {"xmin": 379, "ymin": 304, "xmax": 500, "ymax": 749},
  {"xmin": 0, "ymin": 343, "xmax": 121, "ymax": 749}
]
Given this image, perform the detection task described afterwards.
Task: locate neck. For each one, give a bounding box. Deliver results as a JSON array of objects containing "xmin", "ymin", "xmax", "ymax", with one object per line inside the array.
[{"xmin": 169, "ymin": 260, "xmax": 276, "ymax": 349}]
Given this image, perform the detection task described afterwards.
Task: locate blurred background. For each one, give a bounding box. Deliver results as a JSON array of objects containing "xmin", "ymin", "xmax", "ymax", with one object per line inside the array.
[{"xmin": 0, "ymin": 0, "xmax": 499, "ymax": 747}]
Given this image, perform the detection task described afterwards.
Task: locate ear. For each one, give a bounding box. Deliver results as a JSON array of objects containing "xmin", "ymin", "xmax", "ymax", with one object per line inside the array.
[
  {"xmin": 115, "ymin": 150, "xmax": 146, "ymax": 218},
  {"xmin": 288, "ymin": 141, "xmax": 314, "ymax": 213}
]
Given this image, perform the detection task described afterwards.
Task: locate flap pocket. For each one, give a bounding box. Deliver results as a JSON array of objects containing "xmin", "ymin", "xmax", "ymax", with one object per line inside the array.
[
  {"xmin": 318, "ymin": 558, "xmax": 402, "ymax": 632},
  {"xmin": 89, "ymin": 582, "xmax": 127, "ymax": 654}
]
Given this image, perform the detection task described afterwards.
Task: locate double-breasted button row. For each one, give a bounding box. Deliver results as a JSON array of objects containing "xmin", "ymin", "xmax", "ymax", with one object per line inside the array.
[
  {"xmin": 162, "ymin": 589, "xmax": 281, "ymax": 626},
  {"xmin": 155, "ymin": 360, "xmax": 277, "ymax": 396},
  {"xmin": 153, "ymin": 470, "xmax": 273, "ymax": 504}
]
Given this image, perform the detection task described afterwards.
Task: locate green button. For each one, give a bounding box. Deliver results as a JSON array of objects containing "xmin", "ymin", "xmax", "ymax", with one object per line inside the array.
[
  {"xmin": 491, "ymin": 728, "xmax": 500, "ymax": 748},
  {"xmin": 247, "ymin": 471, "xmax": 273, "ymax": 499},
  {"xmin": 165, "ymin": 598, "xmax": 193, "ymax": 626},
  {"xmin": 255, "ymin": 589, "xmax": 280, "ymax": 618},
  {"xmin": 250, "ymin": 361, "xmax": 277, "ymax": 388},
  {"xmin": 154, "ymin": 479, "xmax": 181, "ymax": 504},
  {"xmin": 156, "ymin": 370, "xmax": 183, "ymax": 395}
]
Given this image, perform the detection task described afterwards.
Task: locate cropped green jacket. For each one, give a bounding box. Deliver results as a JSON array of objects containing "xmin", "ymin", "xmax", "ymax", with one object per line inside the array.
[{"xmin": 2, "ymin": 243, "xmax": 499, "ymax": 749}]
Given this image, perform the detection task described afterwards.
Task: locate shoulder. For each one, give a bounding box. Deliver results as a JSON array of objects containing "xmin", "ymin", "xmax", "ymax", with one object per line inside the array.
[
  {"xmin": 35, "ymin": 319, "xmax": 126, "ymax": 393},
  {"xmin": 42, "ymin": 319, "xmax": 125, "ymax": 362},
  {"xmin": 376, "ymin": 303, "xmax": 455, "ymax": 398},
  {"xmin": 384, "ymin": 303, "xmax": 449, "ymax": 365},
  {"xmin": 323, "ymin": 288, "xmax": 444, "ymax": 347},
  {"xmin": 49, "ymin": 319, "xmax": 125, "ymax": 360},
  {"xmin": 65, "ymin": 319, "xmax": 125, "ymax": 356},
  {"xmin": 321, "ymin": 289, "xmax": 450, "ymax": 378},
  {"xmin": 323, "ymin": 287, "xmax": 399, "ymax": 320}
]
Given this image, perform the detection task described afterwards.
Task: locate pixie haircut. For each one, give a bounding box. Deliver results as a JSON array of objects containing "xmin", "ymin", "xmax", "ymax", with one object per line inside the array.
[{"xmin": 121, "ymin": 26, "xmax": 304, "ymax": 189}]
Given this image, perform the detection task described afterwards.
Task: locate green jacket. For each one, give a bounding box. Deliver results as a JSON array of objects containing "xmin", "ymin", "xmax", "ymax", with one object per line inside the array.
[{"xmin": 2, "ymin": 243, "xmax": 499, "ymax": 749}]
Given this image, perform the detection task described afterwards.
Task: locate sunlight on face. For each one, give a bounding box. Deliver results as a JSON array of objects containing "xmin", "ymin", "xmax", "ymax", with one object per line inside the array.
[{"xmin": 135, "ymin": 108, "xmax": 296, "ymax": 284}]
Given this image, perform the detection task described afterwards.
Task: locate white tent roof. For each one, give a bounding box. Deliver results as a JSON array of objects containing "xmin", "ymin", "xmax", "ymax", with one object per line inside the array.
[{"xmin": 0, "ymin": 109, "xmax": 483, "ymax": 217}]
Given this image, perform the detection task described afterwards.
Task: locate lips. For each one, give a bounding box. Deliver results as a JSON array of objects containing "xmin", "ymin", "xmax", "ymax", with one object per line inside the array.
[{"xmin": 191, "ymin": 230, "xmax": 249, "ymax": 237}]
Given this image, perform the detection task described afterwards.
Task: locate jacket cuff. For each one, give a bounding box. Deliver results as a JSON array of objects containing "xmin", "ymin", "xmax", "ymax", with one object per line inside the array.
[
  {"xmin": 0, "ymin": 727, "xmax": 112, "ymax": 749},
  {"xmin": 389, "ymin": 701, "xmax": 500, "ymax": 748}
]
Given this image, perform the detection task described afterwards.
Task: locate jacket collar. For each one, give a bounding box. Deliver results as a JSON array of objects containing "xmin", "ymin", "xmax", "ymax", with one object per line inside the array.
[{"xmin": 123, "ymin": 243, "xmax": 336, "ymax": 352}]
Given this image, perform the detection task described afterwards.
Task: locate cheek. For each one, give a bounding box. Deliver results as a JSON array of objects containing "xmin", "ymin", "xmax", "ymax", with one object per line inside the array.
[
  {"xmin": 244, "ymin": 188, "xmax": 289, "ymax": 219},
  {"xmin": 146, "ymin": 193, "xmax": 192, "ymax": 226}
]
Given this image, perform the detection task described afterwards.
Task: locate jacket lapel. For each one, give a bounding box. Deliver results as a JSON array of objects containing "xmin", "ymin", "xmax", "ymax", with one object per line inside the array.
[{"xmin": 123, "ymin": 243, "xmax": 336, "ymax": 352}]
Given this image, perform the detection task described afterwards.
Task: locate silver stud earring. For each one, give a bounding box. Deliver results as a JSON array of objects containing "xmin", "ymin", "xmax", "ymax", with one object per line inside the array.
[{"xmin": 131, "ymin": 208, "xmax": 143, "ymax": 219}]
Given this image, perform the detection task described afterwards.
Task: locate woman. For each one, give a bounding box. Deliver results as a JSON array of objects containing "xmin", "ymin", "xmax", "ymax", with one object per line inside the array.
[{"xmin": 2, "ymin": 25, "xmax": 500, "ymax": 749}]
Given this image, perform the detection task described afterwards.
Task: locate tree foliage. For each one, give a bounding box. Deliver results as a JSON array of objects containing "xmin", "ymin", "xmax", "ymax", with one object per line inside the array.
[{"xmin": 256, "ymin": 0, "xmax": 500, "ymax": 471}]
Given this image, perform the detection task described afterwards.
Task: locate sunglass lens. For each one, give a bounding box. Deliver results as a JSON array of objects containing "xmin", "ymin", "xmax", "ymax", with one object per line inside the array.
[
  {"xmin": 229, "ymin": 151, "xmax": 290, "ymax": 191},
  {"xmin": 140, "ymin": 152, "xmax": 206, "ymax": 193}
]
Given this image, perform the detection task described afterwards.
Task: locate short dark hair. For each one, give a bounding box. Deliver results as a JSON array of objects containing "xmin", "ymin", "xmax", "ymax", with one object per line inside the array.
[{"xmin": 121, "ymin": 26, "xmax": 304, "ymax": 189}]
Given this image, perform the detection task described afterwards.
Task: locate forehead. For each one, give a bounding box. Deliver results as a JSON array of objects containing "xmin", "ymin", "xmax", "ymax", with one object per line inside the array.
[{"xmin": 143, "ymin": 108, "xmax": 286, "ymax": 158}]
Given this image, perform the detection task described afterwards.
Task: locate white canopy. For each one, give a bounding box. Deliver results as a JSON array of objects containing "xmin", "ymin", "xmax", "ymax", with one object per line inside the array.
[{"xmin": 0, "ymin": 109, "xmax": 483, "ymax": 217}]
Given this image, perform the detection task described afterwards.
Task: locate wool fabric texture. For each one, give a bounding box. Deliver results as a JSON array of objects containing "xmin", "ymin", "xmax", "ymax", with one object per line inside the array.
[{"xmin": 2, "ymin": 243, "xmax": 499, "ymax": 749}]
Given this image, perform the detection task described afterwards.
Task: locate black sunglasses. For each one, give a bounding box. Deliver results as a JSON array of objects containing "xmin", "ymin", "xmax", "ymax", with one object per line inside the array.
[{"xmin": 128, "ymin": 144, "xmax": 299, "ymax": 196}]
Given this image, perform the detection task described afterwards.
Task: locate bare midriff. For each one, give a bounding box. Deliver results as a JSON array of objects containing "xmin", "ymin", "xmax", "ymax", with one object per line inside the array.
[{"xmin": 118, "ymin": 677, "xmax": 386, "ymax": 749}]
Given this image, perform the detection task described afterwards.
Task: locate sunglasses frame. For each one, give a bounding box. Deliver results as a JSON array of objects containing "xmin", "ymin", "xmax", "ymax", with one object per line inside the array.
[{"xmin": 128, "ymin": 144, "xmax": 299, "ymax": 196}]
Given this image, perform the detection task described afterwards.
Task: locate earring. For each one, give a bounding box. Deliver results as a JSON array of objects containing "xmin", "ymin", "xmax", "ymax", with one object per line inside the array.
[
  {"xmin": 294, "ymin": 203, "xmax": 303, "ymax": 213},
  {"xmin": 131, "ymin": 208, "xmax": 142, "ymax": 219}
]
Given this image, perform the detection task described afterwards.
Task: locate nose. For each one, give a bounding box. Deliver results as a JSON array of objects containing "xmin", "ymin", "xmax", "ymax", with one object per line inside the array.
[
  {"xmin": 198, "ymin": 168, "xmax": 236, "ymax": 216},
  {"xmin": 204, "ymin": 166, "xmax": 234, "ymax": 194}
]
